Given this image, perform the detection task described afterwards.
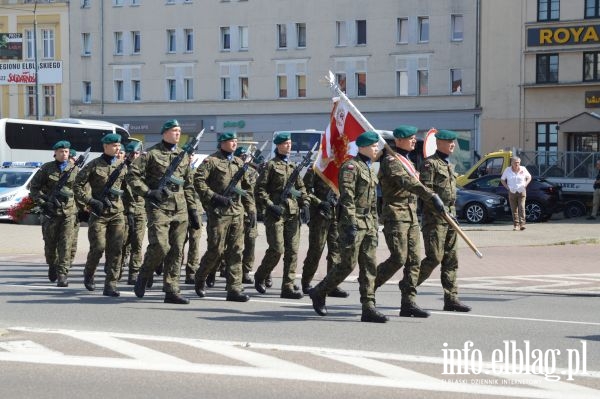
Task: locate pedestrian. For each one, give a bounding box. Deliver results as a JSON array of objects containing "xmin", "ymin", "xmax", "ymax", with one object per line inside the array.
[
  {"xmin": 193, "ymin": 131, "xmax": 251, "ymax": 302},
  {"xmin": 374, "ymin": 125, "xmax": 445, "ymax": 318},
  {"xmin": 587, "ymin": 160, "xmax": 600, "ymax": 220},
  {"xmin": 127, "ymin": 119, "xmax": 199, "ymax": 304},
  {"xmin": 74, "ymin": 134, "xmax": 127, "ymax": 297},
  {"xmin": 254, "ymin": 132, "xmax": 310, "ymax": 299},
  {"xmin": 300, "ymin": 165, "xmax": 348, "ymax": 298},
  {"xmin": 29, "ymin": 140, "xmax": 79, "ymax": 287},
  {"xmin": 417, "ymin": 129, "xmax": 471, "ymax": 312},
  {"xmin": 500, "ymin": 156, "xmax": 531, "ymax": 230},
  {"xmin": 309, "ymin": 131, "xmax": 388, "ymax": 323}
]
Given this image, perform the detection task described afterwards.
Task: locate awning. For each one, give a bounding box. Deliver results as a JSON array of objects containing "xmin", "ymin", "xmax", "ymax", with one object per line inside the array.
[{"xmin": 559, "ymin": 111, "xmax": 600, "ymax": 133}]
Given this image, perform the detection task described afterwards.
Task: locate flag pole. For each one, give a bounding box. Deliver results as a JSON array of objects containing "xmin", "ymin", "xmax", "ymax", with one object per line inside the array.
[{"xmin": 321, "ymin": 71, "xmax": 483, "ymax": 259}]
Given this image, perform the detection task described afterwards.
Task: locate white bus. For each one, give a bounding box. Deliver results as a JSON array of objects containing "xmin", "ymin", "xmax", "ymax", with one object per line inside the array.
[{"xmin": 0, "ymin": 118, "xmax": 130, "ymax": 163}]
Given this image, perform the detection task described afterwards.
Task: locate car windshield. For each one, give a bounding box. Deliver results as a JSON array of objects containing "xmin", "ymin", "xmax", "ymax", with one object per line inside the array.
[{"xmin": 0, "ymin": 171, "xmax": 32, "ymax": 188}]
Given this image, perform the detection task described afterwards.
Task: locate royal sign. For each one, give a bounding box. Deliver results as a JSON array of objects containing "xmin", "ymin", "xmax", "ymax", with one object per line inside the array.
[
  {"xmin": 527, "ymin": 24, "xmax": 600, "ymax": 46},
  {"xmin": 0, "ymin": 60, "xmax": 63, "ymax": 85}
]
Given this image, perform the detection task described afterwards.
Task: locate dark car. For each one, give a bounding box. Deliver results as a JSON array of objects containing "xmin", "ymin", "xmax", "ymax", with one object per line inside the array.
[
  {"xmin": 462, "ymin": 174, "xmax": 563, "ymax": 223},
  {"xmin": 455, "ymin": 187, "xmax": 508, "ymax": 224}
]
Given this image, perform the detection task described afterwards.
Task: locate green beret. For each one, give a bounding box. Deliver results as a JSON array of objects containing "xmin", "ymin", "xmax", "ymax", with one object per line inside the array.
[
  {"xmin": 234, "ymin": 146, "xmax": 248, "ymax": 157},
  {"xmin": 120, "ymin": 144, "xmax": 126, "ymax": 152},
  {"xmin": 435, "ymin": 129, "xmax": 458, "ymax": 140},
  {"xmin": 52, "ymin": 140, "xmax": 71, "ymax": 150},
  {"xmin": 218, "ymin": 131, "xmax": 237, "ymax": 142},
  {"xmin": 393, "ymin": 125, "xmax": 418, "ymax": 138},
  {"xmin": 101, "ymin": 133, "xmax": 122, "ymax": 144},
  {"xmin": 273, "ymin": 132, "xmax": 291, "ymax": 144},
  {"xmin": 161, "ymin": 119, "xmax": 180, "ymax": 134},
  {"xmin": 355, "ymin": 131, "xmax": 379, "ymax": 147},
  {"xmin": 125, "ymin": 141, "xmax": 141, "ymax": 153},
  {"xmin": 69, "ymin": 149, "xmax": 77, "ymax": 157}
]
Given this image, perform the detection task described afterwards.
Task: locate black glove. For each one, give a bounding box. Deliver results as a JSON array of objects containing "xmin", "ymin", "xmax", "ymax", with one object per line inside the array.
[
  {"xmin": 127, "ymin": 213, "xmax": 135, "ymax": 229},
  {"xmin": 342, "ymin": 224, "xmax": 357, "ymax": 246},
  {"xmin": 300, "ymin": 203, "xmax": 310, "ymax": 224},
  {"xmin": 267, "ymin": 204, "xmax": 283, "ymax": 218},
  {"xmin": 254, "ymin": 155, "xmax": 265, "ymax": 164},
  {"xmin": 146, "ymin": 187, "xmax": 171, "ymax": 203},
  {"xmin": 41, "ymin": 201, "xmax": 56, "ymax": 215},
  {"xmin": 431, "ymin": 194, "xmax": 446, "ymax": 214},
  {"xmin": 246, "ymin": 212, "xmax": 257, "ymax": 229},
  {"xmin": 317, "ymin": 201, "xmax": 332, "ymax": 218},
  {"xmin": 211, "ymin": 193, "xmax": 233, "ymax": 208},
  {"xmin": 88, "ymin": 198, "xmax": 104, "ymax": 215},
  {"xmin": 188, "ymin": 209, "xmax": 201, "ymax": 230}
]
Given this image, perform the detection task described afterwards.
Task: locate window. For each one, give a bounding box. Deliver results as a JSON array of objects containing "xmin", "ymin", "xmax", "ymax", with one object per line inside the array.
[
  {"xmin": 43, "ymin": 85, "xmax": 55, "ymax": 116},
  {"xmin": 81, "ymin": 0, "xmax": 90, "ymax": 8},
  {"xmin": 356, "ymin": 72, "xmax": 366, "ymax": 97},
  {"xmin": 166, "ymin": 0, "xmax": 175, "ymax": 4},
  {"xmin": 240, "ymin": 77, "xmax": 249, "ymax": 99},
  {"xmin": 131, "ymin": 0, "xmax": 140, "ymax": 5},
  {"xmin": 115, "ymin": 80, "xmax": 124, "ymax": 102},
  {"xmin": 418, "ymin": 17, "xmax": 429, "ymax": 42},
  {"xmin": 356, "ymin": 20, "xmax": 367, "ymax": 45},
  {"xmin": 296, "ymin": 23, "xmax": 306, "ymax": 48},
  {"xmin": 114, "ymin": 32, "xmax": 123, "ymax": 55},
  {"xmin": 277, "ymin": 75, "xmax": 287, "ymax": 98},
  {"xmin": 42, "ymin": 29, "xmax": 55, "ymax": 58},
  {"xmin": 397, "ymin": 18, "xmax": 408, "ymax": 44},
  {"xmin": 113, "ymin": 0, "xmax": 124, "ymax": 6},
  {"xmin": 296, "ymin": 75, "xmax": 306, "ymax": 98},
  {"xmin": 132, "ymin": 80, "xmax": 141, "ymax": 101},
  {"xmin": 83, "ymin": 81, "xmax": 91, "ymax": 103},
  {"xmin": 26, "ymin": 86, "xmax": 36, "ymax": 116},
  {"xmin": 221, "ymin": 77, "xmax": 231, "ymax": 99},
  {"xmin": 536, "ymin": 54, "xmax": 558, "ymax": 83},
  {"xmin": 167, "ymin": 29, "xmax": 176, "ymax": 52},
  {"xmin": 239, "ymin": 26, "xmax": 248, "ymax": 50},
  {"xmin": 335, "ymin": 73, "xmax": 346, "ymax": 93},
  {"xmin": 184, "ymin": 78, "xmax": 193, "ymax": 100},
  {"xmin": 25, "ymin": 29, "xmax": 34, "ymax": 59},
  {"xmin": 221, "ymin": 27, "xmax": 231, "ymax": 50},
  {"xmin": 586, "ymin": 0, "xmax": 600, "ymax": 18},
  {"xmin": 82, "ymin": 33, "xmax": 91, "ymax": 55},
  {"xmin": 584, "ymin": 52, "xmax": 600, "ymax": 81},
  {"xmin": 451, "ymin": 69, "xmax": 462, "ymax": 94},
  {"xmin": 277, "ymin": 24, "xmax": 287, "ymax": 48},
  {"xmin": 336, "ymin": 21, "xmax": 347, "ymax": 46},
  {"xmin": 131, "ymin": 31, "xmax": 141, "ymax": 54},
  {"xmin": 167, "ymin": 79, "xmax": 176, "ymax": 101},
  {"xmin": 184, "ymin": 29, "xmax": 193, "ymax": 52},
  {"xmin": 451, "ymin": 15, "xmax": 463, "ymax": 41},
  {"xmin": 538, "ymin": 0, "xmax": 559, "ymax": 21},
  {"xmin": 536, "ymin": 122, "xmax": 558, "ymax": 153},
  {"xmin": 396, "ymin": 71, "xmax": 408, "ymax": 96},
  {"xmin": 418, "ymin": 70, "xmax": 428, "ymax": 95}
]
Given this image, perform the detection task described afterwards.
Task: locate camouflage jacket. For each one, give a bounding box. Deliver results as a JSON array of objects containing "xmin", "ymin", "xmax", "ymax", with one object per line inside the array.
[
  {"xmin": 74, "ymin": 155, "xmax": 126, "ymax": 214},
  {"xmin": 256, "ymin": 155, "xmax": 309, "ymax": 215},
  {"xmin": 338, "ymin": 155, "xmax": 377, "ymax": 230},
  {"xmin": 420, "ymin": 152, "xmax": 457, "ymax": 221},
  {"xmin": 29, "ymin": 161, "xmax": 79, "ymax": 216}
]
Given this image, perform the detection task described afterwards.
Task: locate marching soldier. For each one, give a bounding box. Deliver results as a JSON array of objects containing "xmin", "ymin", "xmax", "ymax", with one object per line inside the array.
[
  {"xmin": 374, "ymin": 125, "xmax": 445, "ymax": 318},
  {"xmin": 74, "ymin": 134, "xmax": 126, "ymax": 297},
  {"xmin": 234, "ymin": 146, "xmax": 258, "ymax": 284},
  {"xmin": 300, "ymin": 165, "xmax": 348, "ymax": 298},
  {"xmin": 127, "ymin": 119, "xmax": 199, "ymax": 304},
  {"xmin": 253, "ymin": 132, "xmax": 309, "ymax": 299},
  {"xmin": 182, "ymin": 153, "xmax": 204, "ymax": 284},
  {"xmin": 193, "ymin": 132, "xmax": 251, "ymax": 302},
  {"xmin": 29, "ymin": 140, "xmax": 79, "ymax": 287},
  {"xmin": 68, "ymin": 148, "xmax": 81, "ymax": 265},
  {"xmin": 309, "ymin": 131, "xmax": 387, "ymax": 323},
  {"xmin": 417, "ymin": 129, "xmax": 471, "ymax": 312}
]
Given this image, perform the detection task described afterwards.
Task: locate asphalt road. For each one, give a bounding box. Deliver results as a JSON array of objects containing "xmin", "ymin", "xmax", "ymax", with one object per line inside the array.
[{"xmin": 0, "ymin": 218, "xmax": 599, "ymax": 398}]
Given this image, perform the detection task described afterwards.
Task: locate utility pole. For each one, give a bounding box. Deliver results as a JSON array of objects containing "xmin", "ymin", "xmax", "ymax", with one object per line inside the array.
[{"xmin": 33, "ymin": 0, "xmax": 39, "ymax": 120}]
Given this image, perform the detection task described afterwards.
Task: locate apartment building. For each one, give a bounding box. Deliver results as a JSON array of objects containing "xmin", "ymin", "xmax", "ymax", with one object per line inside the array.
[{"xmin": 68, "ymin": 0, "xmax": 480, "ymax": 164}]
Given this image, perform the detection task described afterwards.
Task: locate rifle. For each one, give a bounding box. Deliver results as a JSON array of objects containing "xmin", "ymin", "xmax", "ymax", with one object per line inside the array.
[
  {"xmin": 319, "ymin": 188, "xmax": 338, "ymax": 220},
  {"xmin": 278, "ymin": 141, "xmax": 319, "ymax": 204},
  {"xmin": 42, "ymin": 147, "xmax": 91, "ymax": 219},
  {"xmin": 150, "ymin": 129, "xmax": 204, "ymax": 207},
  {"xmin": 92, "ymin": 149, "xmax": 138, "ymax": 216},
  {"xmin": 213, "ymin": 144, "xmax": 258, "ymax": 216}
]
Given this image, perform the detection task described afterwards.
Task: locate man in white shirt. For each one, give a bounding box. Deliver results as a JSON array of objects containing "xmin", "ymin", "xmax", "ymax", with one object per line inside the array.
[{"xmin": 501, "ymin": 157, "xmax": 531, "ymax": 230}]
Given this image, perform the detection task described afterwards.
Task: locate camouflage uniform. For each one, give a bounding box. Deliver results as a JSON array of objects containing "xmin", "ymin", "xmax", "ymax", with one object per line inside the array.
[
  {"xmin": 29, "ymin": 160, "xmax": 79, "ymax": 284},
  {"xmin": 74, "ymin": 155, "xmax": 127, "ymax": 294},
  {"xmin": 127, "ymin": 142, "xmax": 197, "ymax": 297},
  {"xmin": 375, "ymin": 151, "xmax": 435, "ymax": 306},
  {"xmin": 193, "ymin": 150, "xmax": 253, "ymax": 298},
  {"xmin": 183, "ymin": 193, "xmax": 203, "ymax": 282},
  {"xmin": 122, "ymin": 164, "xmax": 147, "ymax": 284},
  {"xmin": 254, "ymin": 153, "xmax": 309, "ymax": 296},
  {"xmin": 241, "ymin": 164, "xmax": 259, "ymax": 278}
]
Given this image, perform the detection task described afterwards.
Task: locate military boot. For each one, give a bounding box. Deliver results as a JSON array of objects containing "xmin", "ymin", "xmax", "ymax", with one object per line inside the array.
[
  {"xmin": 301, "ymin": 282, "xmax": 313, "ymax": 295},
  {"xmin": 399, "ymin": 302, "xmax": 430, "ymax": 318},
  {"xmin": 206, "ymin": 271, "xmax": 216, "ymax": 288},
  {"xmin": 265, "ymin": 273, "xmax": 273, "ymax": 288},
  {"xmin": 254, "ymin": 279, "xmax": 266, "ymax": 294},
  {"xmin": 242, "ymin": 273, "xmax": 254, "ymax": 284},
  {"xmin": 281, "ymin": 288, "xmax": 303, "ymax": 299},
  {"xmin": 328, "ymin": 287, "xmax": 349, "ymax": 298},
  {"xmin": 103, "ymin": 286, "xmax": 120, "ymax": 297},
  {"xmin": 361, "ymin": 305, "xmax": 388, "ymax": 323},
  {"xmin": 308, "ymin": 288, "xmax": 327, "ymax": 316},
  {"xmin": 48, "ymin": 265, "xmax": 58, "ymax": 283},
  {"xmin": 443, "ymin": 300, "xmax": 471, "ymax": 312},
  {"xmin": 185, "ymin": 274, "xmax": 195, "ymax": 284},
  {"xmin": 134, "ymin": 276, "xmax": 148, "ymax": 298},
  {"xmin": 127, "ymin": 273, "xmax": 138, "ymax": 286},
  {"xmin": 83, "ymin": 272, "xmax": 95, "ymax": 291},
  {"xmin": 164, "ymin": 292, "xmax": 189, "ymax": 304},
  {"xmin": 195, "ymin": 278, "xmax": 206, "ymax": 298},
  {"xmin": 56, "ymin": 274, "xmax": 68, "ymax": 287},
  {"xmin": 226, "ymin": 290, "xmax": 250, "ymax": 302}
]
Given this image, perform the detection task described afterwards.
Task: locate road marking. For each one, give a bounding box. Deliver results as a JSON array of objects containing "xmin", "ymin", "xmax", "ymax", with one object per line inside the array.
[
  {"xmin": 0, "ymin": 327, "xmax": 598, "ymax": 399},
  {"xmin": 431, "ymin": 311, "xmax": 600, "ymax": 326}
]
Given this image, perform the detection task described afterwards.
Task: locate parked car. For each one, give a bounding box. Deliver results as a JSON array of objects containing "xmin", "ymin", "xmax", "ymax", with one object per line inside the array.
[
  {"xmin": 455, "ymin": 187, "xmax": 508, "ymax": 224},
  {"xmin": 461, "ymin": 174, "xmax": 563, "ymax": 223},
  {"xmin": 0, "ymin": 162, "xmax": 42, "ymax": 220}
]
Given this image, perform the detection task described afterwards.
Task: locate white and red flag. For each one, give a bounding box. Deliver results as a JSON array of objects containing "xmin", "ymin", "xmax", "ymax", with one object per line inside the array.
[{"xmin": 314, "ymin": 97, "xmax": 371, "ymax": 193}]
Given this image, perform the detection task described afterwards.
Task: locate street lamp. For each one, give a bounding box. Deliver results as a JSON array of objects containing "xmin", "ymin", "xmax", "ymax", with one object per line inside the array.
[{"xmin": 33, "ymin": 0, "xmax": 39, "ymax": 120}]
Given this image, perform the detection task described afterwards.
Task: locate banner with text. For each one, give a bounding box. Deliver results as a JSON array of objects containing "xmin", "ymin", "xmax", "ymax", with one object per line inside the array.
[
  {"xmin": 0, "ymin": 60, "xmax": 63, "ymax": 85},
  {"xmin": 0, "ymin": 33, "xmax": 23, "ymax": 60}
]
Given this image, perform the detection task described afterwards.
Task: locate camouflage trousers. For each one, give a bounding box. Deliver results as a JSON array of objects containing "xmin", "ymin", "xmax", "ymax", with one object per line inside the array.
[
  {"xmin": 301, "ymin": 211, "xmax": 340, "ymax": 286},
  {"xmin": 417, "ymin": 221, "xmax": 459, "ymax": 302},
  {"xmin": 70, "ymin": 215, "xmax": 79, "ymax": 264},
  {"xmin": 184, "ymin": 221, "xmax": 202, "ymax": 278},
  {"xmin": 121, "ymin": 211, "xmax": 146, "ymax": 278},
  {"xmin": 375, "ymin": 219, "xmax": 422, "ymax": 304},
  {"xmin": 195, "ymin": 213, "xmax": 244, "ymax": 293},
  {"xmin": 139, "ymin": 207, "xmax": 188, "ymax": 294},
  {"xmin": 41, "ymin": 212, "xmax": 75, "ymax": 276},
  {"xmin": 315, "ymin": 225, "xmax": 378, "ymax": 308},
  {"xmin": 242, "ymin": 221, "xmax": 258, "ymax": 274},
  {"xmin": 84, "ymin": 212, "xmax": 125, "ymax": 289}
]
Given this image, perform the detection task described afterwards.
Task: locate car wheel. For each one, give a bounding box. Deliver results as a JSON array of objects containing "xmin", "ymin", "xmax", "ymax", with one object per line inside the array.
[
  {"xmin": 563, "ymin": 200, "xmax": 587, "ymax": 218},
  {"xmin": 525, "ymin": 201, "xmax": 543, "ymax": 223},
  {"xmin": 464, "ymin": 202, "xmax": 488, "ymax": 224}
]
